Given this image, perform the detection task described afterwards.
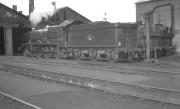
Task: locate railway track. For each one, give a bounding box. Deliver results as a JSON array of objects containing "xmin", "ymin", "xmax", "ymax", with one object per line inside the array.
[
  {"xmin": 14, "ymin": 55, "xmax": 180, "ymax": 68},
  {"xmin": 0, "ymin": 64, "xmax": 180, "ymax": 109},
  {"xmin": 0, "ymin": 90, "xmax": 42, "ymax": 109},
  {"xmin": 128, "ymin": 59, "xmax": 180, "ymax": 69},
  {"xmin": 2, "ymin": 56, "xmax": 180, "ymax": 77}
]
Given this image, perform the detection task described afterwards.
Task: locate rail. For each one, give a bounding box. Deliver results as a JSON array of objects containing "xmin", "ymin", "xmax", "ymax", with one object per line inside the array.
[
  {"xmin": 0, "ymin": 91, "xmax": 42, "ymax": 109},
  {"xmin": 2, "ymin": 57, "xmax": 180, "ymax": 77}
]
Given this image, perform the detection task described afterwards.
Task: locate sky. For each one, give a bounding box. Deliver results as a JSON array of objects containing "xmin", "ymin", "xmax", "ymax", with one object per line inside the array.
[{"xmin": 0, "ymin": 0, "xmax": 140, "ymax": 23}]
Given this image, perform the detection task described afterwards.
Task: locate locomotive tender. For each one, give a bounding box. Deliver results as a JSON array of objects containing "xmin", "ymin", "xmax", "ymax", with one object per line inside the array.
[{"xmin": 22, "ymin": 19, "xmax": 174, "ymax": 62}]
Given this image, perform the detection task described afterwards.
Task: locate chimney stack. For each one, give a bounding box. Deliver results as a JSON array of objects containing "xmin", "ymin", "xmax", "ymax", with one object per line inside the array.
[
  {"xmin": 12, "ymin": 5, "xmax": 17, "ymax": 11},
  {"xmin": 52, "ymin": 2, "xmax": 56, "ymax": 12},
  {"xmin": 29, "ymin": 0, "xmax": 34, "ymax": 15}
]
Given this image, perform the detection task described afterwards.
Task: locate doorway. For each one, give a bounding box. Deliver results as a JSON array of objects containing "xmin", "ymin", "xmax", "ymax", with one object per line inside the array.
[
  {"xmin": 13, "ymin": 27, "xmax": 22, "ymax": 55},
  {"xmin": 0, "ymin": 27, "xmax": 5, "ymax": 55},
  {"xmin": 12, "ymin": 28, "xmax": 30, "ymax": 55}
]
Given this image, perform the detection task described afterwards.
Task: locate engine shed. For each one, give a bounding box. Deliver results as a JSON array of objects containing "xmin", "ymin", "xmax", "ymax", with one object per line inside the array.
[{"xmin": 0, "ymin": 3, "xmax": 31, "ymax": 56}]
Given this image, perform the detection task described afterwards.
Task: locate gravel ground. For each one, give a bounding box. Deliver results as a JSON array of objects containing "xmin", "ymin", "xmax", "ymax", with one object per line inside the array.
[
  {"xmin": 1, "ymin": 56, "xmax": 180, "ymax": 109},
  {"xmin": 0, "ymin": 70, "xmax": 174, "ymax": 109},
  {"xmin": 0, "ymin": 70, "xmax": 74, "ymax": 98},
  {"xmin": 0, "ymin": 57, "xmax": 153, "ymax": 83}
]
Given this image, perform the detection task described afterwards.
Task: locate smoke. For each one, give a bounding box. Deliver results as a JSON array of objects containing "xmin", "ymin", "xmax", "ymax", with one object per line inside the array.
[{"xmin": 29, "ymin": 3, "xmax": 55, "ymax": 26}]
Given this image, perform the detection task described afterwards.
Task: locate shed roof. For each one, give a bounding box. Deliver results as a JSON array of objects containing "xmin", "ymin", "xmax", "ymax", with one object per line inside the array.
[
  {"xmin": 136, "ymin": 0, "xmax": 166, "ymax": 4},
  {"xmin": 0, "ymin": 3, "xmax": 31, "ymax": 28},
  {"xmin": 35, "ymin": 6, "xmax": 91, "ymax": 29},
  {"xmin": 56, "ymin": 7, "xmax": 91, "ymax": 23},
  {"xmin": 0, "ymin": 3, "xmax": 28, "ymax": 18}
]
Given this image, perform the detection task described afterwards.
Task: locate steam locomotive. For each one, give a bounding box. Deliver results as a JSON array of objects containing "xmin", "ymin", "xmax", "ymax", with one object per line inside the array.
[{"xmin": 22, "ymin": 19, "xmax": 174, "ymax": 62}]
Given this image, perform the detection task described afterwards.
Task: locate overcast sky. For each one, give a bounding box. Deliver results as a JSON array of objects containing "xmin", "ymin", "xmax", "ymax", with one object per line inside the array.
[{"xmin": 0, "ymin": 0, "xmax": 139, "ymax": 22}]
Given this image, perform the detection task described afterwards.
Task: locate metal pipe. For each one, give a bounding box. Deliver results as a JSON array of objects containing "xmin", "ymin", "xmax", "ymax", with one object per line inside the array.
[{"xmin": 148, "ymin": 3, "xmax": 174, "ymax": 34}]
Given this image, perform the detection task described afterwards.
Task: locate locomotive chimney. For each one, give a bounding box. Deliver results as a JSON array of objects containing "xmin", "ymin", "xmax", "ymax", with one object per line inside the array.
[{"xmin": 29, "ymin": 0, "xmax": 34, "ymax": 15}]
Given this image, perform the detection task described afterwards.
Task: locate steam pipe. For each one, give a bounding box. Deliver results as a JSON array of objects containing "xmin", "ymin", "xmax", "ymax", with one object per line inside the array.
[{"xmin": 145, "ymin": 3, "xmax": 175, "ymax": 34}]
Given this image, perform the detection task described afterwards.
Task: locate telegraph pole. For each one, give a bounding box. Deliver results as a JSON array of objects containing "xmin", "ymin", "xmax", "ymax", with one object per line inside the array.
[{"xmin": 144, "ymin": 13, "xmax": 151, "ymax": 61}]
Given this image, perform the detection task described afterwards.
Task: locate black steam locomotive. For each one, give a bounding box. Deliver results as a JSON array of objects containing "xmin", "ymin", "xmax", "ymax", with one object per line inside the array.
[{"xmin": 22, "ymin": 19, "xmax": 174, "ymax": 62}]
